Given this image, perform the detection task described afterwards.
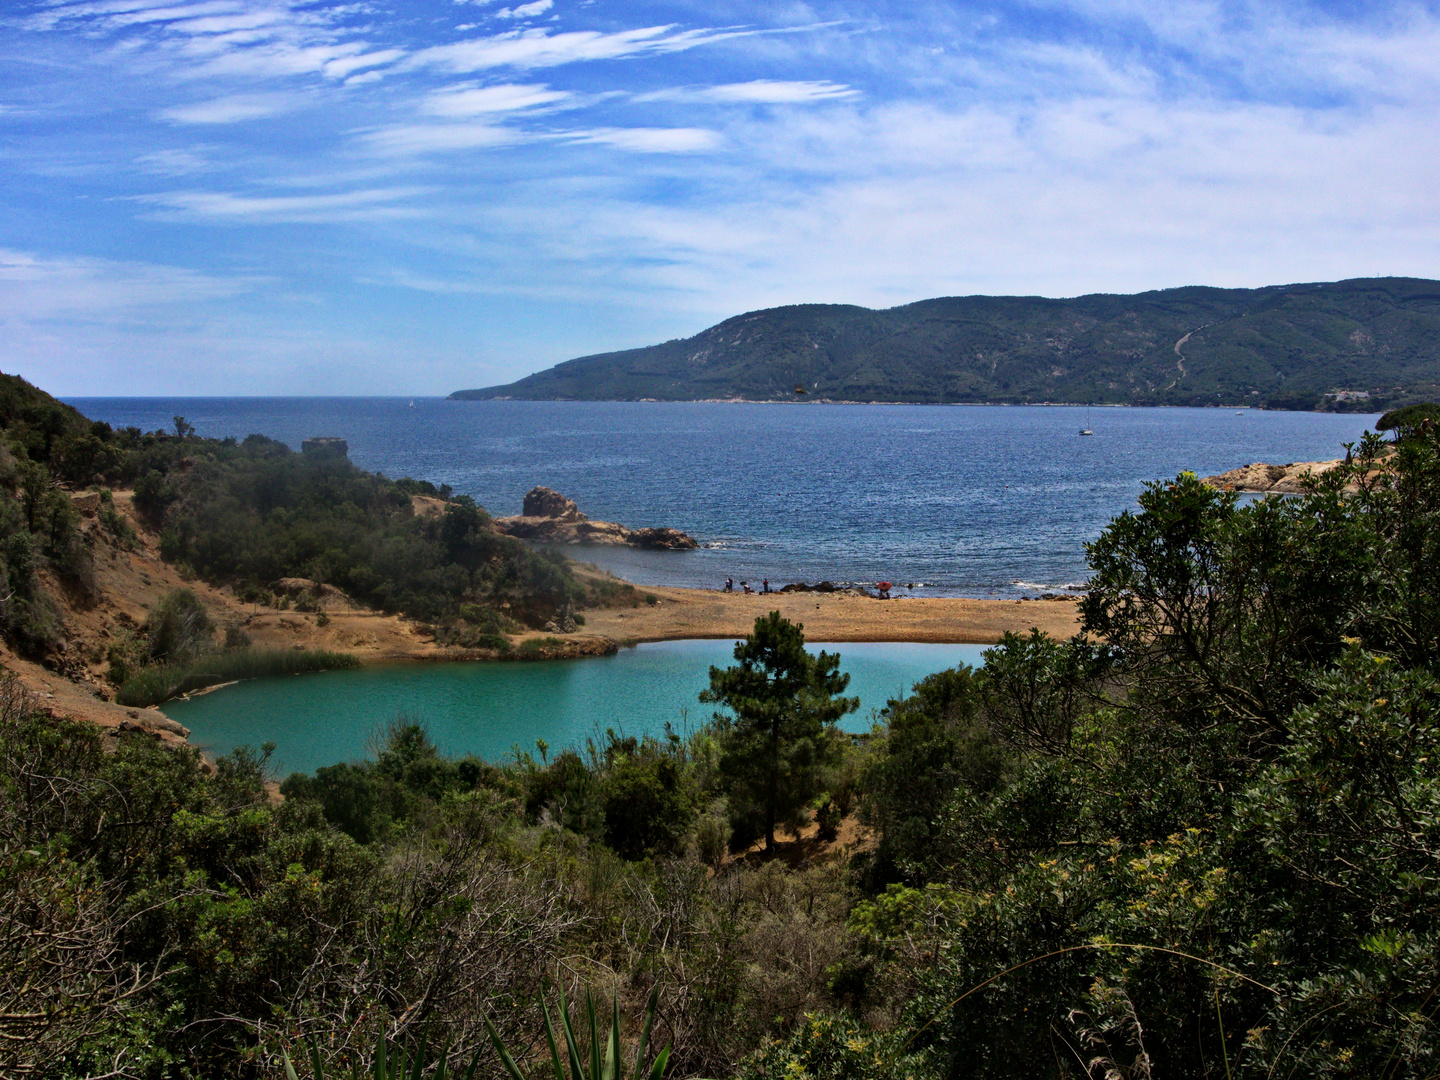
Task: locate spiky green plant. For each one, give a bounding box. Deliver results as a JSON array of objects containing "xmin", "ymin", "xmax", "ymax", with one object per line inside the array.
[
  {"xmin": 281, "ymin": 1025, "xmax": 480, "ymax": 1080},
  {"xmin": 485, "ymin": 982, "xmax": 670, "ymax": 1080},
  {"xmin": 280, "ymin": 984, "xmax": 669, "ymax": 1080}
]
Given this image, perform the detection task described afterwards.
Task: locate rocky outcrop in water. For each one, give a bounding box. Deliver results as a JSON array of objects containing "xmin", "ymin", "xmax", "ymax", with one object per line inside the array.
[
  {"xmin": 495, "ymin": 487, "xmax": 698, "ymax": 550},
  {"xmin": 1201, "ymin": 458, "xmax": 1356, "ymax": 493}
]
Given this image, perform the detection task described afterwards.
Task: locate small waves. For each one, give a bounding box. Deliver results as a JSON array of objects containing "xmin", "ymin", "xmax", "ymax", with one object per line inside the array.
[{"xmin": 1010, "ymin": 580, "xmax": 1089, "ymax": 593}]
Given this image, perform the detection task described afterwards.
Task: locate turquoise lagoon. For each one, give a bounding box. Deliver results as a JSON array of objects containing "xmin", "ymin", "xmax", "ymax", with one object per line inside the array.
[{"xmin": 164, "ymin": 640, "xmax": 990, "ymax": 777}]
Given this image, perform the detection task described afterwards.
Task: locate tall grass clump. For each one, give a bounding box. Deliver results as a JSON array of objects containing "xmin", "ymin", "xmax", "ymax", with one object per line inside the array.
[{"xmin": 117, "ymin": 647, "xmax": 360, "ymax": 707}]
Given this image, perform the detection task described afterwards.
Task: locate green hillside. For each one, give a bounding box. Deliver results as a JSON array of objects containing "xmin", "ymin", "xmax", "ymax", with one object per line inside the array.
[{"xmin": 451, "ymin": 277, "xmax": 1440, "ymax": 409}]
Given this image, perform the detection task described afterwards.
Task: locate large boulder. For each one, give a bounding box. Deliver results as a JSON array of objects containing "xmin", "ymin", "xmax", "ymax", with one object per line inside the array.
[
  {"xmin": 523, "ymin": 487, "xmax": 585, "ymax": 521},
  {"xmin": 630, "ymin": 527, "xmax": 699, "ymax": 551}
]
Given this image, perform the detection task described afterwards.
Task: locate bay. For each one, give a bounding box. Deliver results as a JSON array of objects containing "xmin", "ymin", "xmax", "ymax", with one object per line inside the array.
[
  {"xmin": 67, "ymin": 398, "xmax": 1377, "ymax": 597},
  {"xmin": 163, "ymin": 640, "xmax": 991, "ymax": 776}
]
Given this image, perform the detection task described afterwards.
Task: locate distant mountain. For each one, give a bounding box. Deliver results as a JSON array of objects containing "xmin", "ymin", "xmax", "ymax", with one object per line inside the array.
[{"xmin": 450, "ymin": 278, "xmax": 1440, "ymax": 410}]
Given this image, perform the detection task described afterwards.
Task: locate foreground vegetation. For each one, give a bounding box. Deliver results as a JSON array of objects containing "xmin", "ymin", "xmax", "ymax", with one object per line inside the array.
[{"xmin": 9, "ymin": 386, "xmax": 1440, "ymax": 1076}]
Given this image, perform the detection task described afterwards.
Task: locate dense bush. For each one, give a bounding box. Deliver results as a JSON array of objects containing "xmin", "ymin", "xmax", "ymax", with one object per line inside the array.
[
  {"xmin": 765, "ymin": 428, "xmax": 1440, "ymax": 1078},
  {"xmin": 152, "ymin": 452, "xmax": 584, "ymax": 628}
]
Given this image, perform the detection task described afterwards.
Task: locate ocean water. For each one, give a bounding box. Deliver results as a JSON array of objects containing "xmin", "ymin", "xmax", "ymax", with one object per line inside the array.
[
  {"xmin": 68, "ymin": 398, "xmax": 1377, "ymax": 597},
  {"xmin": 164, "ymin": 640, "xmax": 991, "ymax": 776}
]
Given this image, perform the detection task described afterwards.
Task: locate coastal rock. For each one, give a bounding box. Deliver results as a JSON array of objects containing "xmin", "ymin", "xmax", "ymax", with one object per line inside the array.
[
  {"xmin": 778, "ymin": 581, "xmax": 838, "ymax": 593},
  {"xmin": 495, "ymin": 487, "xmax": 698, "ymax": 550},
  {"xmin": 1201, "ymin": 458, "xmax": 1354, "ymax": 494},
  {"xmin": 630, "ymin": 527, "xmax": 698, "ymax": 551},
  {"xmin": 523, "ymin": 486, "xmax": 584, "ymax": 521}
]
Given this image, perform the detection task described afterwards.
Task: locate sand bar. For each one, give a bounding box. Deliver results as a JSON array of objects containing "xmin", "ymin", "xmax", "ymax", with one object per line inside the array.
[{"xmin": 576, "ymin": 585, "xmax": 1083, "ymax": 646}]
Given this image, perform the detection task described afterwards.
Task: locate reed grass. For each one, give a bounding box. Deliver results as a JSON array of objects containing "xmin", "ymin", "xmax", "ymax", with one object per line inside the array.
[{"xmin": 117, "ymin": 648, "xmax": 360, "ymax": 707}]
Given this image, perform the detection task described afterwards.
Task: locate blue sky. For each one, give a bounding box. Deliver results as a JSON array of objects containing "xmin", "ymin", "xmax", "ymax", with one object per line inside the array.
[{"xmin": 3, "ymin": 0, "xmax": 1439, "ymax": 395}]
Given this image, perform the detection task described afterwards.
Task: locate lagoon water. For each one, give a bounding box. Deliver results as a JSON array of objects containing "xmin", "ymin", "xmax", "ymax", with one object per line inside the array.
[
  {"xmin": 69, "ymin": 398, "xmax": 1378, "ymax": 598},
  {"xmin": 164, "ymin": 640, "xmax": 991, "ymax": 777}
]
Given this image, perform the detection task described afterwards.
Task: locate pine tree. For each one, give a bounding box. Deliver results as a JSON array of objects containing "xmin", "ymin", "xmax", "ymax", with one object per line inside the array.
[{"xmin": 701, "ymin": 611, "xmax": 858, "ymax": 850}]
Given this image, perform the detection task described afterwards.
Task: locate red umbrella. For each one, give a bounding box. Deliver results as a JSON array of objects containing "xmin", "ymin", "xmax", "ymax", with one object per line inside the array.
[{"xmin": 876, "ymin": 581, "xmax": 892, "ymax": 591}]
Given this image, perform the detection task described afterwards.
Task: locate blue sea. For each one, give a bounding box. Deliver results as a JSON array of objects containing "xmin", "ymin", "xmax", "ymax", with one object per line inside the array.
[{"xmin": 67, "ymin": 398, "xmax": 1378, "ymax": 598}]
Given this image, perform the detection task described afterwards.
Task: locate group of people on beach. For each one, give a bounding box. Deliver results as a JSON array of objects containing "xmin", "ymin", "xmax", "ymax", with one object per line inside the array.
[{"xmin": 722, "ymin": 577, "xmax": 771, "ymax": 595}]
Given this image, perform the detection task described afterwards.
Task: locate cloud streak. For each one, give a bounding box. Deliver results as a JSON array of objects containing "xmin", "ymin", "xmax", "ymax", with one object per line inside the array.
[
  {"xmin": 137, "ymin": 187, "xmax": 429, "ymax": 223},
  {"xmin": 159, "ymin": 93, "xmax": 297, "ymax": 123},
  {"xmin": 637, "ymin": 80, "xmax": 858, "ymax": 104},
  {"xmin": 404, "ymin": 25, "xmax": 761, "ymax": 74}
]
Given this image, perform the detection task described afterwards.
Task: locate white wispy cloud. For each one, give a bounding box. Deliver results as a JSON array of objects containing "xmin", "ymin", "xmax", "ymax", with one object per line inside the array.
[
  {"xmin": 323, "ymin": 49, "xmax": 405, "ymax": 80},
  {"xmin": 567, "ymin": 127, "xmax": 721, "ymax": 153},
  {"xmin": 357, "ymin": 84, "xmax": 576, "ymax": 157},
  {"xmin": 359, "ymin": 123, "xmax": 522, "ymax": 157},
  {"xmin": 404, "ymin": 25, "xmax": 759, "ymax": 74},
  {"xmin": 496, "ymin": 1, "xmax": 553, "ymax": 19},
  {"xmin": 134, "ymin": 146, "xmax": 214, "ymax": 174},
  {"xmin": 0, "ymin": 246, "xmax": 250, "ymax": 315},
  {"xmin": 28, "ymin": 0, "xmax": 408, "ymax": 83},
  {"xmin": 421, "ymin": 82, "xmax": 571, "ymax": 117},
  {"xmin": 137, "ymin": 187, "xmax": 428, "ymax": 223},
  {"xmin": 637, "ymin": 79, "xmax": 858, "ymax": 104},
  {"xmin": 158, "ymin": 92, "xmax": 297, "ymax": 123}
]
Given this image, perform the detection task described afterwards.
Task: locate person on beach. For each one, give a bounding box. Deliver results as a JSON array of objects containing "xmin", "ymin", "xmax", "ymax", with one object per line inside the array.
[
  {"xmin": 724, "ymin": 577, "xmax": 733, "ymax": 592},
  {"xmin": 762, "ymin": 579, "xmax": 770, "ymax": 594},
  {"xmin": 742, "ymin": 581, "xmax": 752, "ymax": 594}
]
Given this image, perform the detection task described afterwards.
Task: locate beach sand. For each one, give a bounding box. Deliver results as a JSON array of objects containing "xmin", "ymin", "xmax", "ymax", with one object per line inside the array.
[{"xmin": 575, "ymin": 584, "xmax": 1083, "ymax": 645}]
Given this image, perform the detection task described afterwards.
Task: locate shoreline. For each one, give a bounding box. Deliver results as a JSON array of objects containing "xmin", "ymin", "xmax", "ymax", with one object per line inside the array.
[
  {"xmin": 569, "ymin": 583, "xmax": 1083, "ymax": 648},
  {"xmin": 10, "ymin": 489, "xmax": 1084, "ymax": 748},
  {"xmin": 446, "ymin": 396, "xmax": 1374, "ymax": 412}
]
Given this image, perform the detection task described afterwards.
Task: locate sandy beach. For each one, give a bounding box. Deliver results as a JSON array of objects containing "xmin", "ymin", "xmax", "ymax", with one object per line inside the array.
[{"xmin": 574, "ymin": 583, "xmax": 1083, "ymax": 646}]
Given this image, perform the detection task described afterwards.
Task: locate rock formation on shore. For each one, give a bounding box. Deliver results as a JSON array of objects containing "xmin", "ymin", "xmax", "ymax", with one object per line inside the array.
[
  {"xmin": 1201, "ymin": 458, "xmax": 1353, "ymax": 493},
  {"xmin": 494, "ymin": 487, "xmax": 698, "ymax": 550}
]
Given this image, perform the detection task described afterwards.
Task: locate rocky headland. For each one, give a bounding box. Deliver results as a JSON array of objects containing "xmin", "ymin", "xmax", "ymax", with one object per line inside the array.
[
  {"xmin": 494, "ymin": 486, "xmax": 698, "ymax": 550},
  {"xmin": 1201, "ymin": 458, "xmax": 1352, "ymax": 493}
]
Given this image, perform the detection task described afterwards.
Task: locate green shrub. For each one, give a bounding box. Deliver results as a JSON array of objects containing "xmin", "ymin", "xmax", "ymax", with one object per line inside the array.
[
  {"xmin": 517, "ymin": 636, "xmax": 565, "ymax": 657},
  {"xmin": 600, "ymin": 751, "xmax": 697, "ymax": 860},
  {"xmin": 145, "ymin": 588, "xmax": 214, "ymax": 663},
  {"xmin": 235, "ymin": 582, "xmax": 272, "ymax": 606},
  {"xmin": 131, "ymin": 468, "xmax": 176, "ymax": 522}
]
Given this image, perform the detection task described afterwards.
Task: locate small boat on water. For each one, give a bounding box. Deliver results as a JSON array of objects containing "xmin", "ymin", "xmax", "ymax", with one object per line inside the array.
[
  {"xmin": 1079, "ymin": 428, "xmax": 1094, "ymax": 436},
  {"xmin": 408, "ymin": 400, "xmax": 415, "ymax": 408}
]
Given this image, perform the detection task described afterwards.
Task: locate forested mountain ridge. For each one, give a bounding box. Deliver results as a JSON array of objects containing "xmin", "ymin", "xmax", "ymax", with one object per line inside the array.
[{"xmin": 452, "ymin": 276, "xmax": 1440, "ymax": 408}]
